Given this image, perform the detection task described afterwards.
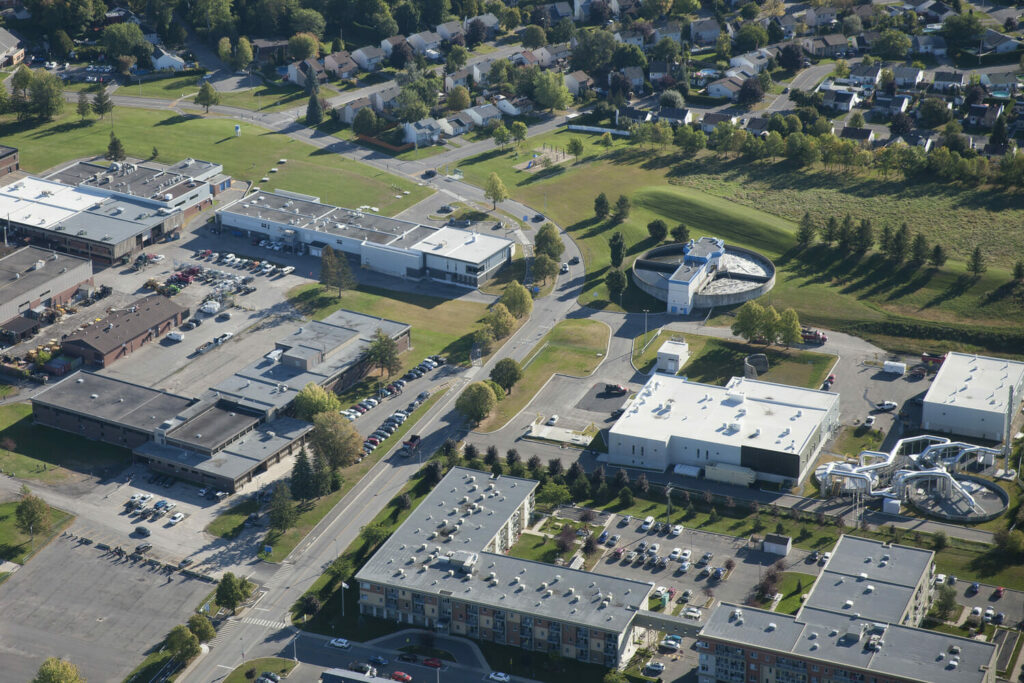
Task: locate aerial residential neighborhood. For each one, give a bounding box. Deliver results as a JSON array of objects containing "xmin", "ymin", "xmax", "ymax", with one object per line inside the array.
[{"xmin": 0, "ymin": 0, "xmax": 1023, "ymax": 682}]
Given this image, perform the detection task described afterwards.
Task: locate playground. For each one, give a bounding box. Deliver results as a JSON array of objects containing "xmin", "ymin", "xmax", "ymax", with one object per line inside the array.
[{"xmin": 513, "ymin": 144, "xmax": 571, "ymax": 173}]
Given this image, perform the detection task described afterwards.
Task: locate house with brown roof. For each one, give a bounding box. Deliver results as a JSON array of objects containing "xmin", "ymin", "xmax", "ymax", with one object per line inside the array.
[{"xmin": 324, "ymin": 51, "xmax": 359, "ymax": 79}]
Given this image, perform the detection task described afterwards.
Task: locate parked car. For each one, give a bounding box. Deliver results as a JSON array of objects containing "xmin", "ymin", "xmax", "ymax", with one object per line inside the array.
[
  {"xmin": 488, "ymin": 674, "xmax": 511, "ymax": 682},
  {"xmin": 329, "ymin": 638, "xmax": 351, "ymax": 648},
  {"xmin": 423, "ymin": 657, "xmax": 443, "ymax": 668}
]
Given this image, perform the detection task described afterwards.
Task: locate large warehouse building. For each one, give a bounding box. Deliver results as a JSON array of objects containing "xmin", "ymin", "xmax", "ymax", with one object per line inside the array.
[
  {"xmin": 356, "ymin": 467, "xmax": 655, "ymax": 668},
  {"xmin": 606, "ymin": 374, "xmax": 839, "ymax": 485},
  {"xmin": 698, "ymin": 536, "xmax": 997, "ymax": 683},
  {"xmin": 921, "ymin": 352, "xmax": 1024, "ymax": 442},
  {"xmin": 0, "ymin": 246, "xmax": 93, "ymax": 341},
  {"xmin": 0, "ymin": 157, "xmax": 228, "ymax": 264},
  {"xmin": 217, "ymin": 190, "xmax": 513, "ymax": 288}
]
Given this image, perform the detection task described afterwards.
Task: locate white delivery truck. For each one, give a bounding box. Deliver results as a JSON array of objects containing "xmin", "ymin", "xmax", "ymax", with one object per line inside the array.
[{"xmin": 882, "ymin": 361, "xmax": 907, "ymax": 376}]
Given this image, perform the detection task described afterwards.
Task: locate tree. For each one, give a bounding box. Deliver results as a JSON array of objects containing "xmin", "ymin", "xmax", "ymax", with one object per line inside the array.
[
  {"xmin": 930, "ymin": 244, "xmax": 947, "ymax": 267},
  {"xmin": 309, "ymin": 411, "xmax": 362, "ymax": 468},
  {"xmin": 217, "ymin": 36, "xmax": 232, "ymax": 63},
  {"xmin": 779, "ymin": 44, "xmax": 802, "ymax": 71},
  {"xmin": 366, "ymin": 328, "xmax": 401, "ymax": 378},
  {"xmin": 735, "ymin": 23, "xmax": 769, "ymax": 52},
  {"xmin": 491, "ymin": 358, "xmax": 523, "ymax": 393},
  {"xmin": 166, "ymin": 624, "xmax": 201, "ymax": 662},
  {"xmin": 510, "ymin": 121, "xmax": 528, "ymax": 148},
  {"xmin": 306, "ymin": 92, "xmax": 324, "ymax": 126},
  {"xmin": 106, "ymin": 132, "xmax": 127, "ymax": 162},
  {"xmin": 499, "ymin": 281, "xmax": 533, "ymax": 318},
  {"xmin": 216, "ymin": 572, "xmax": 254, "ymax": 613},
  {"xmin": 194, "ymin": 81, "xmax": 220, "ymax": 113},
  {"xmin": 571, "ymin": 28, "xmax": 616, "ymax": 73},
  {"xmin": 778, "ymin": 308, "xmax": 802, "ymax": 347},
  {"xmin": 871, "ymin": 28, "xmax": 910, "ymax": 59},
  {"xmin": 533, "ymin": 70, "xmax": 572, "ymax": 110},
  {"xmin": 911, "ymin": 233, "xmax": 929, "ymax": 264},
  {"xmin": 33, "ymin": 658, "xmax": 85, "ymax": 683},
  {"xmin": 28, "ymin": 71, "xmax": 64, "ymax": 120},
  {"xmin": 456, "ymin": 381, "xmax": 498, "ymax": 423},
  {"xmin": 854, "ymin": 219, "xmax": 874, "ymax": 254},
  {"xmin": 595, "ymin": 193, "xmax": 610, "ymax": 220},
  {"xmin": 294, "ymin": 383, "xmax": 341, "ymax": 421},
  {"xmin": 535, "ymin": 223, "xmax": 565, "ymax": 260},
  {"xmin": 918, "ymin": 98, "xmax": 951, "ymax": 129},
  {"xmin": 187, "ymin": 614, "xmax": 216, "ymax": 643},
  {"xmin": 76, "ymin": 91, "xmax": 91, "ymax": 122},
  {"xmin": 659, "ymin": 90, "xmax": 685, "ymax": 111},
  {"xmin": 446, "ymin": 44, "xmax": 469, "ymax": 72},
  {"xmin": 269, "ymin": 483, "xmax": 297, "ymax": 531},
  {"xmin": 612, "ymin": 43, "xmax": 647, "ymax": 70},
  {"xmin": 533, "ymin": 254, "xmax": 559, "ymax": 283},
  {"xmin": 606, "ymin": 268, "xmax": 627, "ymax": 302},
  {"xmin": 289, "ymin": 32, "xmax": 319, "ymax": 60},
  {"xmin": 567, "ymin": 136, "xmax": 584, "ymax": 163},
  {"xmin": 521, "ymin": 24, "xmax": 547, "ymax": 49},
  {"xmin": 52, "ymin": 30, "xmax": 74, "ymax": 59},
  {"xmin": 352, "ymin": 107, "xmax": 378, "ymax": 137},
  {"xmin": 234, "ymin": 36, "xmax": 254, "ymax": 70},
  {"xmin": 647, "ymin": 219, "xmax": 668, "ymax": 242},
  {"xmin": 492, "ymin": 124, "xmax": 511, "ymax": 149},
  {"xmin": 797, "ymin": 212, "xmax": 816, "ymax": 247},
  {"xmin": 738, "ymin": 77, "xmax": 764, "ymax": 105},
  {"xmin": 715, "ymin": 32, "xmax": 732, "ymax": 59},
  {"xmin": 15, "ymin": 488, "xmax": 48, "ymax": 540},
  {"xmin": 967, "ymin": 246, "xmax": 986, "ymax": 276},
  {"xmin": 290, "ymin": 449, "xmax": 316, "ymax": 501},
  {"xmin": 619, "ymin": 486, "xmax": 634, "ymax": 506},
  {"xmin": 609, "ymin": 232, "xmax": 626, "ymax": 269},
  {"xmin": 484, "ymin": 303, "xmax": 516, "ymax": 339},
  {"xmin": 732, "ymin": 301, "xmax": 766, "ymax": 342},
  {"xmin": 890, "ymin": 111, "xmax": 912, "ymax": 138},
  {"xmin": 103, "ymin": 22, "xmax": 151, "ymax": 59},
  {"xmin": 536, "ymin": 481, "xmax": 571, "ymax": 508},
  {"xmin": 448, "ymin": 85, "xmax": 471, "ymax": 113},
  {"xmin": 889, "ymin": 223, "xmax": 909, "ymax": 264},
  {"xmin": 484, "ymin": 172, "xmax": 509, "ymax": 209},
  {"xmin": 603, "ymin": 670, "xmax": 629, "ymax": 683},
  {"xmin": 89, "ymin": 88, "xmax": 112, "ymax": 124},
  {"xmin": 934, "ymin": 584, "xmax": 957, "ymax": 620},
  {"xmin": 1014, "ymin": 261, "xmax": 1024, "ymax": 281},
  {"xmin": 614, "ymin": 195, "xmax": 631, "ymax": 222},
  {"xmin": 848, "ymin": 111, "xmax": 865, "ymax": 129},
  {"xmin": 943, "ymin": 13, "xmax": 983, "ymax": 49},
  {"xmin": 474, "ymin": 327, "xmax": 496, "ymax": 354}
]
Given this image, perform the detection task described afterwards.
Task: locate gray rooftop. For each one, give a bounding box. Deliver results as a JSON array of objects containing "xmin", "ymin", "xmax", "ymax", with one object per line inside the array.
[
  {"xmin": 47, "ymin": 158, "xmax": 221, "ymax": 203},
  {"xmin": 701, "ymin": 603, "xmax": 996, "ymax": 683},
  {"xmin": 356, "ymin": 467, "xmax": 653, "ymax": 633},
  {"xmin": 0, "ymin": 247, "xmax": 91, "ymax": 308},
  {"xmin": 165, "ymin": 401, "xmax": 261, "ymax": 454},
  {"xmin": 32, "ymin": 370, "xmax": 193, "ymax": 432},
  {"xmin": 56, "ymin": 195, "xmax": 170, "ymax": 245}
]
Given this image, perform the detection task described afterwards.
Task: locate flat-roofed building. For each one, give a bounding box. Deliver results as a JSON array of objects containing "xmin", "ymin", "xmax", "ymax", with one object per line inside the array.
[
  {"xmin": 356, "ymin": 467, "xmax": 654, "ymax": 667},
  {"xmin": 607, "ymin": 373, "xmax": 839, "ymax": 485},
  {"xmin": 0, "ymin": 247, "xmax": 92, "ymax": 339},
  {"xmin": 921, "ymin": 352, "xmax": 1024, "ymax": 442},
  {"xmin": 698, "ymin": 536, "xmax": 997, "ymax": 683},
  {"xmin": 0, "ymin": 145, "xmax": 18, "ymax": 177},
  {"xmin": 217, "ymin": 190, "xmax": 513, "ymax": 288},
  {"xmin": 60, "ymin": 295, "xmax": 189, "ymax": 366}
]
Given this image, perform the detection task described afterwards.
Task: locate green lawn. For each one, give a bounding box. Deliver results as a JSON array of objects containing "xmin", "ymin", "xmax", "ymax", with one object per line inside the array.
[
  {"xmin": 205, "ymin": 499, "xmax": 258, "ymax": 539},
  {"xmin": 506, "ymin": 533, "xmax": 570, "ymax": 565},
  {"xmin": 666, "ymin": 334, "xmax": 834, "ymax": 389},
  {"xmin": 0, "ymin": 109, "xmax": 430, "ymax": 216},
  {"xmin": 223, "ymin": 658, "xmax": 296, "ymax": 683},
  {"xmin": 478, "ymin": 319, "xmax": 610, "ymax": 432},
  {"xmin": 833, "ymin": 425, "xmax": 886, "ymax": 456},
  {"xmin": 123, "ymin": 75, "xmax": 203, "ymax": 100},
  {"xmin": 775, "ymin": 572, "xmax": 816, "ymax": 615},
  {"xmin": 216, "ymin": 82, "xmax": 341, "ymax": 113},
  {"xmin": 0, "ymin": 403, "xmax": 129, "ymax": 482},
  {"xmin": 456, "ymin": 129, "xmax": 1024, "ymax": 352},
  {"xmin": 289, "ymin": 283, "xmax": 490, "ymax": 369},
  {"xmin": 0, "ymin": 500, "xmax": 73, "ymax": 564},
  {"xmin": 479, "ymin": 249, "xmax": 525, "ymax": 296},
  {"xmin": 632, "ymin": 328, "xmax": 670, "ymax": 373},
  {"xmin": 122, "ymin": 648, "xmax": 175, "ymax": 683}
]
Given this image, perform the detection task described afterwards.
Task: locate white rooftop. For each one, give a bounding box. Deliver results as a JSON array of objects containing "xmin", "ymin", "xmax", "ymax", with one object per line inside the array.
[
  {"xmin": 410, "ymin": 226, "xmax": 513, "ymax": 264},
  {"xmin": 924, "ymin": 352, "xmax": 1024, "ymax": 414},
  {"xmin": 611, "ymin": 374, "xmax": 838, "ymax": 454},
  {"xmin": 0, "ymin": 177, "xmax": 103, "ymax": 229},
  {"xmin": 657, "ymin": 339, "xmax": 689, "ymax": 357}
]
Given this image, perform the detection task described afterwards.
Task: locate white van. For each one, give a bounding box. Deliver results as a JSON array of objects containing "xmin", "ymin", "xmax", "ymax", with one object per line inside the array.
[
  {"xmin": 640, "ymin": 516, "xmax": 655, "ymax": 531},
  {"xmin": 167, "ymin": 331, "xmax": 185, "ymax": 343}
]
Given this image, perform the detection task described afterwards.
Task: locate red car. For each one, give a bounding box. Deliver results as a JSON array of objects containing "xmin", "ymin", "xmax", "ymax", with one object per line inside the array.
[
  {"xmin": 995, "ymin": 586, "xmax": 1005, "ymax": 598},
  {"xmin": 391, "ymin": 673, "xmax": 413, "ymax": 682},
  {"xmin": 423, "ymin": 657, "xmax": 443, "ymax": 668}
]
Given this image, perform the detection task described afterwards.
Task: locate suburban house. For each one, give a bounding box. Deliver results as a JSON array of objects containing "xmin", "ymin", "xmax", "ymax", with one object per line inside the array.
[
  {"xmin": 894, "ymin": 65, "xmax": 924, "ymax": 88},
  {"xmin": 744, "ymin": 116, "xmax": 770, "ymax": 137},
  {"xmin": 652, "ymin": 20, "xmax": 682, "ymax": 43},
  {"xmin": 893, "ymin": 130, "xmax": 935, "ymax": 151},
  {"xmin": 822, "ymin": 89, "xmax": 859, "ymax": 111},
  {"xmin": 151, "ymin": 45, "xmax": 185, "ymax": 71},
  {"xmin": 911, "ymin": 34, "xmax": 947, "ymax": 56},
  {"xmin": 564, "ymin": 70, "xmax": 594, "ymax": 96},
  {"xmin": 324, "ymin": 51, "xmax": 359, "ymax": 79},
  {"xmin": 437, "ymin": 20, "xmax": 465, "ymax": 42},
  {"xmin": 370, "ymin": 85, "xmax": 401, "ymax": 113},
  {"xmin": 445, "ymin": 60, "xmax": 493, "ymax": 91},
  {"xmin": 974, "ymin": 29, "xmax": 1023, "ymax": 55},
  {"xmin": 968, "ymin": 103, "xmax": 1004, "ymax": 128},
  {"xmin": 494, "ymin": 95, "xmax": 534, "ymax": 116},
  {"xmin": 848, "ymin": 62, "xmax": 882, "ymax": 87},
  {"xmin": 616, "ymin": 106, "xmax": 652, "ymax": 125},
  {"xmin": 338, "ymin": 96, "xmax": 372, "ymax": 124},
  {"xmin": 804, "ymin": 5, "xmax": 838, "ymax": 27},
  {"xmin": 403, "ymin": 117, "xmax": 452, "ymax": 146},
  {"xmin": 351, "ymin": 45, "xmax": 385, "ymax": 71},
  {"xmin": 839, "ymin": 126, "xmax": 875, "ymax": 145},
  {"xmin": 287, "ymin": 58, "xmax": 327, "ymax": 88},
  {"xmin": 534, "ymin": 43, "xmax": 570, "ymax": 68},
  {"xmin": 708, "ymin": 76, "xmax": 744, "ymax": 101},
  {"xmin": 932, "ymin": 70, "xmax": 967, "ymax": 92},
  {"xmin": 462, "ymin": 104, "xmax": 503, "ymax": 127},
  {"xmin": 701, "ymin": 112, "xmax": 738, "ymax": 133},
  {"xmin": 537, "ymin": 1, "xmax": 573, "ymax": 22},
  {"xmin": 915, "ymin": 0, "xmax": 957, "ymax": 22},
  {"xmin": 771, "ymin": 14, "xmax": 797, "ymax": 40},
  {"xmin": 446, "ymin": 114, "xmax": 474, "ymax": 135},
  {"xmin": 984, "ymin": 72, "xmax": 1019, "ymax": 94},
  {"xmin": 379, "ymin": 35, "xmax": 406, "ymax": 57},
  {"xmin": 511, "ymin": 50, "xmax": 539, "ymax": 67},
  {"xmin": 874, "ymin": 94, "xmax": 911, "ymax": 115},
  {"xmin": 251, "ymin": 38, "xmax": 288, "ymax": 63},
  {"xmin": 690, "ymin": 18, "xmax": 723, "ymax": 44},
  {"xmin": 803, "ymin": 33, "xmax": 848, "ymax": 57},
  {"xmin": 648, "ymin": 60, "xmax": 671, "ymax": 81},
  {"xmin": 573, "ymin": 0, "xmax": 623, "ymax": 21},
  {"xmin": 620, "ymin": 65, "xmax": 645, "ymax": 91},
  {"xmin": 729, "ymin": 49, "xmax": 771, "ymax": 74},
  {"xmin": 465, "ymin": 13, "xmax": 500, "ymax": 38},
  {"xmin": 657, "ymin": 107, "xmax": 692, "ymax": 125},
  {"xmin": 408, "ymin": 31, "xmax": 442, "ymax": 56},
  {"xmin": 615, "ymin": 29, "xmax": 645, "ymax": 47}
]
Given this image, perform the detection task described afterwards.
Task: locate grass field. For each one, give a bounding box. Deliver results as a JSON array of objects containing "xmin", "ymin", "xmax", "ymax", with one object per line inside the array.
[
  {"xmin": 774, "ymin": 572, "xmax": 816, "ymax": 615},
  {"xmin": 0, "ymin": 500, "xmax": 73, "ymax": 564},
  {"xmin": 289, "ymin": 283, "xmax": 490, "ymax": 367},
  {"xmin": 216, "ymin": 82, "xmax": 341, "ymax": 112},
  {"xmin": 0, "ymin": 108, "xmax": 429, "ymax": 216},
  {"xmin": 223, "ymin": 658, "xmax": 296, "ymax": 683},
  {"xmin": 205, "ymin": 498, "xmax": 258, "ymax": 539},
  {"xmin": 479, "ymin": 249, "xmax": 525, "ymax": 296},
  {"xmin": 0, "ymin": 403, "xmax": 129, "ymax": 482},
  {"xmin": 477, "ymin": 319, "xmax": 609, "ymax": 432},
  {"xmin": 833, "ymin": 425, "xmax": 886, "ymax": 456},
  {"xmin": 507, "ymin": 532, "xmax": 571, "ymax": 565},
  {"xmin": 455, "ymin": 129, "xmax": 1024, "ymax": 349}
]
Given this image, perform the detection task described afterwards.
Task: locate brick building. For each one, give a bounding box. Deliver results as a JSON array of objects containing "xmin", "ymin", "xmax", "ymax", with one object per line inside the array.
[{"xmin": 60, "ymin": 295, "xmax": 188, "ymax": 367}]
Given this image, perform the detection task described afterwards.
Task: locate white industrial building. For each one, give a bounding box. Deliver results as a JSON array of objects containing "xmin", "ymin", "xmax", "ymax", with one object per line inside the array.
[
  {"xmin": 921, "ymin": 352, "xmax": 1024, "ymax": 442},
  {"xmin": 606, "ymin": 374, "xmax": 839, "ymax": 485},
  {"xmin": 217, "ymin": 190, "xmax": 513, "ymax": 288},
  {"xmin": 665, "ymin": 237, "xmax": 724, "ymax": 315},
  {"xmin": 655, "ymin": 338, "xmax": 689, "ymax": 374}
]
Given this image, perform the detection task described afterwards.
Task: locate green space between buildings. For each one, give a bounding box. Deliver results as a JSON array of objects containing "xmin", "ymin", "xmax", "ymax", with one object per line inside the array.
[
  {"xmin": 774, "ymin": 572, "xmax": 817, "ymax": 615},
  {"xmin": 223, "ymin": 657, "xmax": 296, "ymax": 683},
  {"xmin": 0, "ymin": 500, "xmax": 73, "ymax": 565},
  {"xmin": 507, "ymin": 532, "xmax": 571, "ymax": 565}
]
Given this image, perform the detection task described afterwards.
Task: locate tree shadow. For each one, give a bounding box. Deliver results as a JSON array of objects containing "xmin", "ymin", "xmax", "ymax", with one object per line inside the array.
[
  {"xmin": 922, "ymin": 274, "xmax": 976, "ymax": 309},
  {"xmin": 155, "ymin": 114, "xmax": 203, "ymax": 126}
]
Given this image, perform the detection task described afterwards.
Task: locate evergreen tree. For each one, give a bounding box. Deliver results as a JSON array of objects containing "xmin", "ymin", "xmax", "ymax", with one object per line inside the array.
[
  {"xmin": 606, "ymin": 268, "xmax": 627, "ymax": 302},
  {"xmin": 854, "ymin": 218, "xmax": 873, "ymax": 254},
  {"xmin": 822, "ymin": 216, "xmax": 838, "ymax": 245},
  {"xmin": 290, "ymin": 449, "xmax": 315, "ymax": 500},
  {"xmin": 796, "ymin": 212, "xmax": 816, "ymax": 247},
  {"xmin": 967, "ymin": 246, "xmax": 986, "ymax": 276},
  {"xmin": 306, "ymin": 92, "xmax": 324, "ymax": 125},
  {"xmin": 106, "ymin": 132, "xmax": 126, "ymax": 161},
  {"xmin": 889, "ymin": 223, "xmax": 910, "ymax": 264},
  {"xmin": 594, "ymin": 192, "xmax": 609, "ymax": 219},
  {"xmin": 671, "ymin": 223, "xmax": 690, "ymax": 243},
  {"xmin": 929, "ymin": 244, "xmax": 947, "ymax": 267},
  {"xmin": 92, "ymin": 89, "xmax": 113, "ymax": 119},
  {"xmin": 837, "ymin": 214, "xmax": 855, "ymax": 252},
  {"xmin": 609, "ymin": 232, "xmax": 625, "ymax": 268},
  {"xmin": 614, "ymin": 194, "xmax": 631, "ymax": 221},
  {"xmin": 910, "ymin": 233, "xmax": 929, "ymax": 264},
  {"xmin": 76, "ymin": 91, "xmax": 91, "ymax": 122},
  {"xmin": 1014, "ymin": 261, "xmax": 1024, "ymax": 281},
  {"xmin": 268, "ymin": 483, "xmax": 296, "ymax": 530},
  {"xmin": 312, "ymin": 452, "xmax": 331, "ymax": 497},
  {"xmin": 879, "ymin": 225, "xmax": 893, "ymax": 255}
]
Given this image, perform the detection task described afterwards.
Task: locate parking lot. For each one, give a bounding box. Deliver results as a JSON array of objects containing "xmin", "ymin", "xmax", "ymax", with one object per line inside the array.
[{"xmin": 0, "ymin": 532, "xmax": 214, "ymax": 683}]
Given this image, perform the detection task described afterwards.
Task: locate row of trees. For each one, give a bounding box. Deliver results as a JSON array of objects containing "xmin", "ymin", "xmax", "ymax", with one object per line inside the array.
[
  {"xmin": 730, "ymin": 302, "xmax": 803, "ymax": 346},
  {"xmin": 1, "ymin": 67, "xmax": 65, "ymax": 121}
]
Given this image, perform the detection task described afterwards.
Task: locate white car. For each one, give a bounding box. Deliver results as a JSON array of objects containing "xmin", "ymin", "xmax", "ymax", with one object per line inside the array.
[
  {"xmin": 971, "ymin": 606, "xmax": 983, "ymax": 617},
  {"xmin": 679, "ymin": 549, "xmax": 691, "ymax": 562},
  {"xmin": 865, "ymin": 416, "xmax": 876, "ymax": 426},
  {"xmin": 488, "ymin": 674, "xmax": 511, "ymax": 682},
  {"xmin": 168, "ymin": 512, "xmax": 185, "ymax": 524},
  {"xmin": 935, "ymin": 574, "xmax": 946, "ymax": 586},
  {"xmin": 684, "ymin": 607, "xmax": 703, "ymax": 619},
  {"xmin": 679, "ymin": 560, "xmax": 691, "ymax": 573},
  {"xmin": 139, "ymin": 493, "xmax": 153, "ymax": 503},
  {"xmin": 546, "ymin": 415, "xmax": 559, "ymax": 425},
  {"xmin": 644, "ymin": 661, "xmax": 665, "ymax": 675},
  {"xmin": 669, "ymin": 547, "xmax": 683, "ymax": 561},
  {"xmin": 670, "ymin": 524, "xmax": 684, "ymax": 536},
  {"xmin": 328, "ymin": 638, "xmax": 351, "ymax": 649},
  {"xmin": 647, "ymin": 543, "xmax": 660, "ymax": 555},
  {"xmin": 984, "ymin": 606, "xmax": 995, "ymax": 622},
  {"xmin": 659, "ymin": 639, "xmax": 680, "ymax": 651},
  {"xmin": 652, "ymin": 585, "xmax": 667, "ymax": 598}
]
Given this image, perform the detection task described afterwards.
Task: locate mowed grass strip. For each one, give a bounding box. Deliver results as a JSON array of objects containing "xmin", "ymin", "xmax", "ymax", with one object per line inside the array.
[
  {"xmin": 477, "ymin": 319, "xmax": 609, "ymax": 433},
  {"xmin": 0, "ymin": 109, "xmax": 429, "ymax": 216},
  {"xmin": 205, "ymin": 498, "xmax": 258, "ymax": 539},
  {"xmin": 507, "ymin": 532, "xmax": 571, "ymax": 565},
  {"xmin": 775, "ymin": 572, "xmax": 817, "ymax": 615}
]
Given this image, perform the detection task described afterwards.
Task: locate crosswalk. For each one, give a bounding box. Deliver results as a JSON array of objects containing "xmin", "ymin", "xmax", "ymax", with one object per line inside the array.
[{"xmin": 239, "ymin": 616, "xmax": 292, "ymax": 630}]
